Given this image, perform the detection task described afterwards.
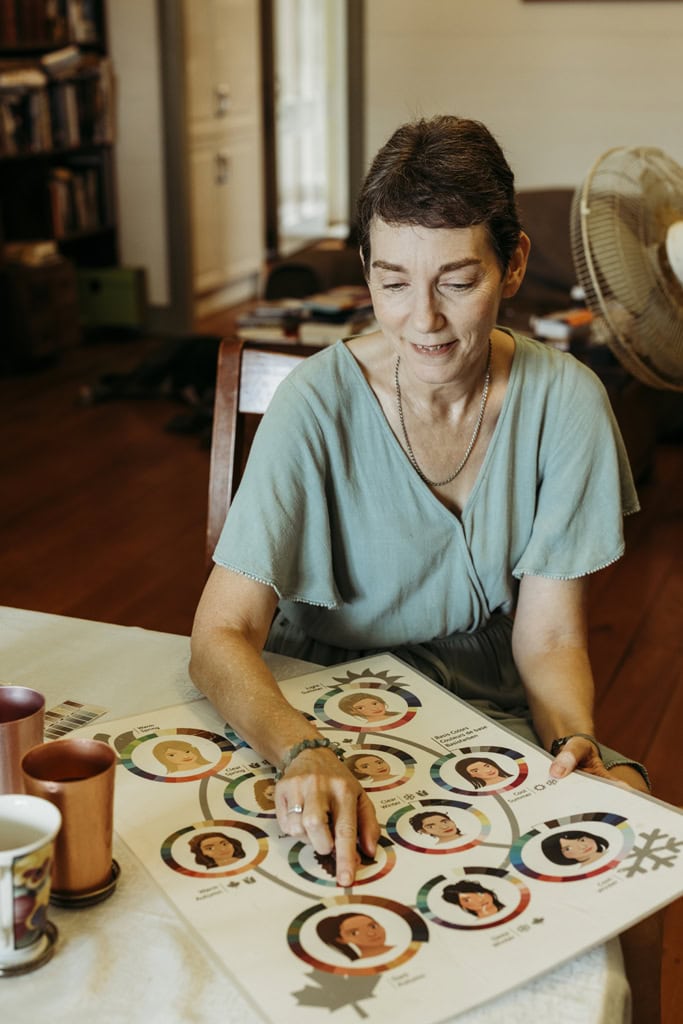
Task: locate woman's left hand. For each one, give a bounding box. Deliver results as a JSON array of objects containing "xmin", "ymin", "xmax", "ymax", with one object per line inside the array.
[{"xmin": 549, "ymin": 736, "xmax": 610, "ymax": 781}]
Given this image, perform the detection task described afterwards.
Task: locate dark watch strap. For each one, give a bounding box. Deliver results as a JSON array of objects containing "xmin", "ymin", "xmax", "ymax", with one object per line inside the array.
[{"xmin": 550, "ymin": 733, "xmax": 602, "ymax": 759}]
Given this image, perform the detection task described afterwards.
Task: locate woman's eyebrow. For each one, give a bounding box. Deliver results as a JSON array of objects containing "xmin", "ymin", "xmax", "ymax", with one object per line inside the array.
[{"xmin": 371, "ymin": 258, "xmax": 482, "ymax": 272}]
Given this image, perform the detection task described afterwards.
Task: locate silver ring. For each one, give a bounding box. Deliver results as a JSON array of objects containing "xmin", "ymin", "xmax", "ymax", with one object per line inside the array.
[{"xmin": 289, "ymin": 804, "xmax": 304, "ymax": 814}]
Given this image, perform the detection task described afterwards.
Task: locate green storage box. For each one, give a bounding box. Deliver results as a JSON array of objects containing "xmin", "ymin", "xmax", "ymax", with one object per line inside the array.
[{"xmin": 77, "ymin": 266, "xmax": 147, "ymax": 330}]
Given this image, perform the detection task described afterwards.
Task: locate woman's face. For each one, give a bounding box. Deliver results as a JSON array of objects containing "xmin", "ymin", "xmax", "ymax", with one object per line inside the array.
[
  {"xmin": 458, "ymin": 889, "xmax": 497, "ymax": 917},
  {"xmin": 366, "ymin": 220, "xmax": 524, "ymax": 387},
  {"xmin": 353, "ymin": 755, "xmax": 390, "ymax": 779},
  {"xmin": 164, "ymin": 744, "xmax": 199, "ymax": 767},
  {"xmin": 200, "ymin": 835, "xmax": 235, "ymax": 864},
  {"xmin": 338, "ymin": 915, "xmax": 387, "ymax": 952},
  {"xmin": 559, "ymin": 835, "xmax": 602, "ymax": 863},
  {"xmin": 466, "ymin": 760, "xmax": 501, "ymax": 784},
  {"xmin": 351, "ymin": 696, "xmax": 387, "ymax": 719},
  {"xmin": 420, "ymin": 814, "xmax": 460, "ymax": 839}
]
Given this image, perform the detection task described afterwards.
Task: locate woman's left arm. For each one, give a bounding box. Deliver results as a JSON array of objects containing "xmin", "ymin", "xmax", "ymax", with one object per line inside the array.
[{"xmin": 511, "ymin": 574, "xmax": 610, "ymax": 781}]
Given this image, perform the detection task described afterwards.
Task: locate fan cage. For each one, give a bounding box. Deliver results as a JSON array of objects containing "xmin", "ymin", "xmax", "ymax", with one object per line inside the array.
[{"xmin": 570, "ymin": 146, "xmax": 683, "ymax": 391}]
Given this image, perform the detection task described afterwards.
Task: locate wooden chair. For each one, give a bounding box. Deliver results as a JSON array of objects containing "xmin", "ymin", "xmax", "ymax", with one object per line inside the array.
[{"xmin": 206, "ymin": 338, "xmax": 319, "ymax": 567}]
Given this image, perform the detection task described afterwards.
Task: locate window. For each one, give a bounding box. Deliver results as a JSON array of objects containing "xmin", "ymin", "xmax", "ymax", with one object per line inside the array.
[{"xmin": 271, "ymin": 0, "xmax": 349, "ymax": 254}]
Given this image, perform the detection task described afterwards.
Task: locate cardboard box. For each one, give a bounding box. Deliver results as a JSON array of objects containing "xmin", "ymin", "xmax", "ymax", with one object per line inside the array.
[{"xmin": 0, "ymin": 257, "xmax": 81, "ymax": 370}]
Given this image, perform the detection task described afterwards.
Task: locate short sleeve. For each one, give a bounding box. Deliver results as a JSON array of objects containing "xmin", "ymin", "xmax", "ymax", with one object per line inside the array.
[
  {"xmin": 512, "ymin": 359, "xmax": 639, "ymax": 580},
  {"xmin": 212, "ymin": 371, "xmax": 342, "ymax": 608}
]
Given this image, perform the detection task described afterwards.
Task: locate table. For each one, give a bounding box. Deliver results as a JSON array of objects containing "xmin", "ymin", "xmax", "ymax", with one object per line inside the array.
[{"xmin": 0, "ymin": 607, "xmax": 631, "ymax": 1024}]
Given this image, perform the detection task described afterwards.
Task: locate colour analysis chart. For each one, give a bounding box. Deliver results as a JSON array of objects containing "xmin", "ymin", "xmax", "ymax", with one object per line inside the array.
[{"xmin": 79, "ymin": 655, "xmax": 683, "ymax": 1024}]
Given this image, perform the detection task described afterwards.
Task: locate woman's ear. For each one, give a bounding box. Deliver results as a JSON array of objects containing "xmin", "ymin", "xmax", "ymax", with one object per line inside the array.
[{"xmin": 502, "ymin": 231, "xmax": 531, "ymax": 299}]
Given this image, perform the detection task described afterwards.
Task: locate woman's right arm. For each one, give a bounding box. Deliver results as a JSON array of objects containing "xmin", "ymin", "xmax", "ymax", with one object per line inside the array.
[{"xmin": 189, "ymin": 565, "xmax": 379, "ymax": 885}]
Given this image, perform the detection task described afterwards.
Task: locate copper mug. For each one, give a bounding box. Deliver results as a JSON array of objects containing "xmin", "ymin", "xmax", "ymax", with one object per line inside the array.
[
  {"xmin": 0, "ymin": 686, "xmax": 45, "ymax": 795},
  {"xmin": 22, "ymin": 738, "xmax": 116, "ymax": 900}
]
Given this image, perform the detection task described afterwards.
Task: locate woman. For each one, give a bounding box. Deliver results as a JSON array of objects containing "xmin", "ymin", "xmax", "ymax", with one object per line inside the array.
[
  {"xmin": 153, "ymin": 739, "xmax": 211, "ymax": 774},
  {"xmin": 337, "ymin": 692, "xmax": 399, "ymax": 723},
  {"xmin": 190, "ymin": 115, "xmax": 657, "ymax": 1018},
  {"xmin": 541, "ymin": 830, "xmax": 609, "ymax": 867},
  {"xmin": 346, "ymin": 753, "xmax": 394, "ymax": 783},
  {"xmin": 442, "ymin": 880, "xmax": 504, "ymax": 919},
  {"xmin": 455, "ymin": 755, "xmax": 512, "ymax": 789},
  {"xmin": 253, "ymin": 777, "xmax": 276, "ymax": 810},
  {"xmin": 316, "ymin": 912, "xmax": 393, "ymax": 961},
  {"xmin": 409, "ymin": 810, "xmax": 462, "ymax": 844},
  {"xmin": 188, "ymin": 832, "xmax": 246, "ymax": 869}
]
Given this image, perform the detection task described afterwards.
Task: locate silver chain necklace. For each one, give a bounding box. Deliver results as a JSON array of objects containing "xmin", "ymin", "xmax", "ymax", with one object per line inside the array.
[{"xmin": 394, "ymin": 340, "xmax": 492, "ymax": 487}]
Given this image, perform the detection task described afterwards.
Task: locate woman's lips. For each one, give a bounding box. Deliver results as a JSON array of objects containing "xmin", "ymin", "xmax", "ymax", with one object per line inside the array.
[{"xmin": 411, "ymin": 341, "xmax": 456, "ymax": 353}]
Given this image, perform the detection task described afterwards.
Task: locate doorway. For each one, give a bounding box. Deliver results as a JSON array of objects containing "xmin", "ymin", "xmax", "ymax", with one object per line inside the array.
[{"xmin": 261, "ymin": 0, "xmax": 364, "ymax": 259}]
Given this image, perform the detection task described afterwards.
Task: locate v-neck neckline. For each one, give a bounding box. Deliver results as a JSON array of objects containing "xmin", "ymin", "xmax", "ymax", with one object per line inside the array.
[{"xmin": 336, "ymin": 331, "xmax": 520, "ymax": 522}]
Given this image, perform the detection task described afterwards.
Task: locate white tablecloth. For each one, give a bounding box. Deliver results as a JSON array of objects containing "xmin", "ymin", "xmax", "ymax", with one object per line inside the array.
[{"xmin": 0, "ymin": 607, "xmax": 631, "ymax": 1024}]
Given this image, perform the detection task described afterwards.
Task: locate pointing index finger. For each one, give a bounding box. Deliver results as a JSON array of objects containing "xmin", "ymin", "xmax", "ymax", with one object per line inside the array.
[{"xmin": 333, "ymin": 811, "xmax": 360, "ymax": 887}]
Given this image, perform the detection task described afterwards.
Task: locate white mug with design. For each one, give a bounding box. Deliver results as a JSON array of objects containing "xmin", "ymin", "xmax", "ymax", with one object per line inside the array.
[{"xmin": 0, "ymin": 793, "xmax": 61, "ymax": 974}]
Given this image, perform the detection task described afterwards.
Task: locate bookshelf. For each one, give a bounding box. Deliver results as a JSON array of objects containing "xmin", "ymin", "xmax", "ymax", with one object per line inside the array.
[{"xmin": 0, "ymin": 0, "xmax": 116, "ymax": 268}]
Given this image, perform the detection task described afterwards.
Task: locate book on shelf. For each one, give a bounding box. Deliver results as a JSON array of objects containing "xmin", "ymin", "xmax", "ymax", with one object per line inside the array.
[
  {"xmin": 40, "ymin": 45, "xmax": 82, "ymax": 75},
  {"xmin": 0, "ymin": 66, "xmax": 52, "ymax": 155},
  {"xmin": 529, "ymin": 307, "xmax": 593, "ymax": 348},
  {"xmin": 0, "ymin": 0, "xmax": 70, "ymax": 47},
  {"xmin": 0, "ymin": 0, "xmax": 18, "ymax": 45},
  {"xmin": 4, "ymin": 239, "xmax": 60, "ymax": 265},
  {"xmin": 67, "ymin": 0, "xmax": 99, "ymax": 45},
  {"xmin": 0, "ymin": 1, "xmax": 100, "ymax": 48},
  {"xmin": 47, "ymin": 161, "xmax": 102, "ymax": 237},
  {"xmin": 0, "ymin": 49, "xmax": 113, "ymax": 155}
]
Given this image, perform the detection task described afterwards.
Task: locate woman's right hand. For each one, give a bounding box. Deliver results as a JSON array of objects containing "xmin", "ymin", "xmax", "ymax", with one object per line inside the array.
[{"xmin": 274, "ymin": 747, "xmax": 380, "ymax": 887}]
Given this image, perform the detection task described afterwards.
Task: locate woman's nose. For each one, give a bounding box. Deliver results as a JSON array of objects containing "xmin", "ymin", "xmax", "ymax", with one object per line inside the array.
[{"xmin": 411, "ymin": 287, "xmax": 445, "ymax": 334}]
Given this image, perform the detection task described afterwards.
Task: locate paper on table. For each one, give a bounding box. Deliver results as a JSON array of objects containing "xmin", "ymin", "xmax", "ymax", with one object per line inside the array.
[
  {"xmin": 44, "ymin": 700, "xmax": 109, "ymax": 739},
  {"xmin": 75, "ymin": 654, "xmax": 683, "ymax": 1024}
]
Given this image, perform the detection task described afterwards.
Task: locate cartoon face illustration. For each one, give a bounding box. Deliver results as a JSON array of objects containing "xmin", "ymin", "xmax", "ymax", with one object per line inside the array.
[
  {"xmin": 456, "ymin": 756, "xmax": 512, "ymax": 789},
  {"xmin": 337, "ymin": 692, "xmax": 398, "ymax": 723},
  {"xmin": 346, "ymin": 753, "xmax": 394, "ymax": 782},
  {"xmin": 314, "ymin": 845, "xmax": 377, "ymax": 879},
  {"xmin": 188, "ymin": 832, "xmax": 246, "ymax": 869},
  {"xmin": 253, "ymin": 778, "xmax": 276, "ymax": 810},
  {"xmin": 316, "ymin": 912, "xmax": 394, "ymax": 961},
  {"xmin": 443, "ymin": 880, "xmax": 504, "ymax": 919},
  {"xmin": 541, "ymin": 830, "xmax": 609, "ymax": 867},
  {"xmin": 409, "ymin": 811, "xmax": 462, "ymax": 843},
  {"xmin": 153, "ymin": 740, "xmax": 211, "ymax": 773}
]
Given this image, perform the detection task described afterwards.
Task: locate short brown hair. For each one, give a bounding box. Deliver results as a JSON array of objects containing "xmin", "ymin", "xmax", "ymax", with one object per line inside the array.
[{"xmin": 357, "ymin": 115, "xmax": 521, "ymax": 272}]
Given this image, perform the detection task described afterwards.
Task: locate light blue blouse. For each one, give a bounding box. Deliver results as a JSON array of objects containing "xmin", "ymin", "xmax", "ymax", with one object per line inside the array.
[{"xmin": 214, "ymin": 333, "xmax": 639, "ymax": 650}]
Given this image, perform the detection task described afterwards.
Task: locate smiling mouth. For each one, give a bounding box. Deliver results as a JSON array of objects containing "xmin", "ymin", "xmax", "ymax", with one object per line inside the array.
[{"xmin": 412, "ymin": 341, "xmax": 455, "ymax": 353}]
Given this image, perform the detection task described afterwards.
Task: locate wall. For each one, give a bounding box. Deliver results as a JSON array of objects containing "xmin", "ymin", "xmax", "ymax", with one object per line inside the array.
[
  {"xmin": 105, "ymin": 1, "xmax": 683, "ymax": 322},
  {"xmin": 107, "ymin": 0, "xmax": 170, "ymax": 307},
  {"xmin": 364, "ymin": 0, "xmax": 683, "ymax": 189}
]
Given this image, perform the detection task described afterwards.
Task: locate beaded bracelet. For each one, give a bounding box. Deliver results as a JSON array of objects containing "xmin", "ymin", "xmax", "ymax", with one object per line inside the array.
[
  {"xmin": 550, "ymin": 733, "xmax": 602, "ymax": 759},
  {"xmin": 274, "ymin": 737, "xmax": 345, "ymax": 781}
]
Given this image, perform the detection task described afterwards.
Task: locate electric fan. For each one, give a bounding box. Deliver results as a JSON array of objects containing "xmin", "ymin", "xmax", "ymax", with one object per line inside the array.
[{"xmin": 570, "ymin": 145, "xmax": 683, "ymax": 391}]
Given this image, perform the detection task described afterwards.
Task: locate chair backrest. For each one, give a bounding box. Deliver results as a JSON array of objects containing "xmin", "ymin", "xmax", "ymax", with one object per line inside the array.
[{"xmin": 206, "ymin": 338, "xmax": 318, "ymax": 566}]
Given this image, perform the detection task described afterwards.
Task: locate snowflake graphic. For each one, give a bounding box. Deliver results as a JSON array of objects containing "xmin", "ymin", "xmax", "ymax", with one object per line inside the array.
[{"xmin": 619, "ymin": 828, "xmax": 683, "ymax": 878}]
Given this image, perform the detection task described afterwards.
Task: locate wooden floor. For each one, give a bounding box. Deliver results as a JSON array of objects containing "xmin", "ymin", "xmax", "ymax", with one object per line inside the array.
[{"xmin": 1, "ymin": 330, "xmax": 681, "ymax": 1021}]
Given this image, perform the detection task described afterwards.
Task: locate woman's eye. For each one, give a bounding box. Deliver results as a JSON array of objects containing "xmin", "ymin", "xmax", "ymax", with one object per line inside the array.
[
  {"xmin": 442, "ymin": 281, "xmax": 473, "ymax": 292},
  {"xmin": 382, "ymin": 281, "xmax": 406, "ymax": 291}
]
